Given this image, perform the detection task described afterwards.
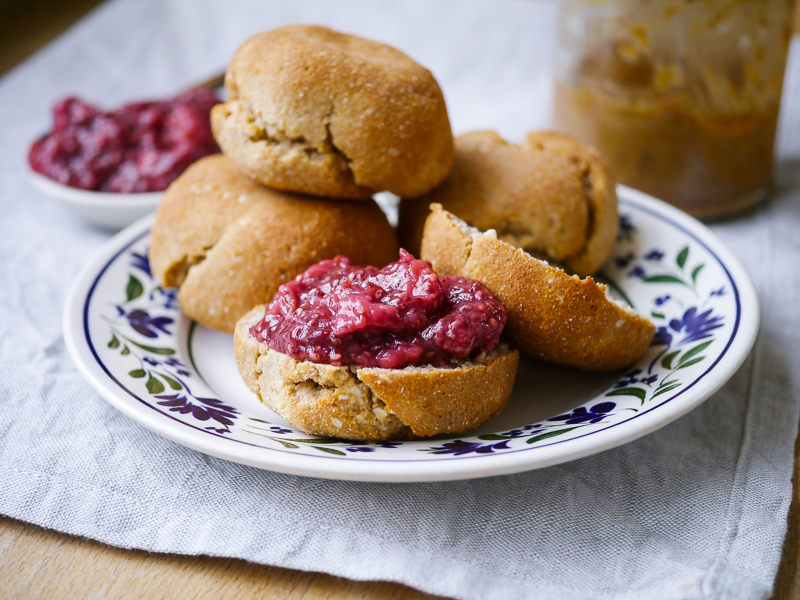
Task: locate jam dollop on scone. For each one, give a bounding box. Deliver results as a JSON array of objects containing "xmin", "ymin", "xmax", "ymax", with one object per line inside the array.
[
  {"xmin": 211, "ymin": 25, "xmax": 455, "ymax": 200},
  {"xmin": 250, "ymin": 250, "xmax": 506, "ymax": 369},
  {"xmin": 235, "ymin": 252, "xmax": 519, "ymax": 441}
]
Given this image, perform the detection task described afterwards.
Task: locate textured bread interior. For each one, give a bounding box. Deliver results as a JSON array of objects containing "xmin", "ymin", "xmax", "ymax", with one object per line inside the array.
[{"xmin": 234, "ymin": 306, "xmax": 519, "ymax": 440}]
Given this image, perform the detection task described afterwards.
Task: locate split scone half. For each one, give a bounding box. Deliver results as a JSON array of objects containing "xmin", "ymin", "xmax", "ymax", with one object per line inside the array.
[
  {"xmin": 421, "ymin": 205, "xmax": 655, "ymax": 372},
  {"xmin": 235, "ymin": 306, "xmax": 519, "ymax": 441}
]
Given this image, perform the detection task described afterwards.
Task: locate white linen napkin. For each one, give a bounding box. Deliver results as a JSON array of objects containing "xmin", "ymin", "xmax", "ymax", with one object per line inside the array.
[{"xmin": 0, "ymin": 1, "xmax": 798, "ymax": 598}]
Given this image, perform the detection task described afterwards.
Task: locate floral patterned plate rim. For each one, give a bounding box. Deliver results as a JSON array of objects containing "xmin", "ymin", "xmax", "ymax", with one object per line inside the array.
[{"xmin": 63, "ymin": 186, "xmax": 759, "ymax": 482}]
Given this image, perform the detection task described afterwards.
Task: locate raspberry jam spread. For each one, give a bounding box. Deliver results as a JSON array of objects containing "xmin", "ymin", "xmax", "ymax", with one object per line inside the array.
[
  {"xmin": 250, "ymin": 250, "xmax": 507, "ymax": 370},
  {"xmin": 28, "ymin": 88, "xmax": 220, "ymax": 193}
]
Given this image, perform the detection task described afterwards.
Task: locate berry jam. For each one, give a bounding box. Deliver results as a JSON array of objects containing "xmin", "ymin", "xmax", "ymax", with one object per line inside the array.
[
  {"xmin": 250, "ymin": 250, "xmax": 507, "ymax": 370},
  {"xmin": 28, "ymin": 88, "xmax": 220, "ymax": 193}
]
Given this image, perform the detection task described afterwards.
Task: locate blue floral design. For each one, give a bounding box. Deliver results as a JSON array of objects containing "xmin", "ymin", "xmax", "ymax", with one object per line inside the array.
[
  {"xmin": 615, "ymin": 252, "xmax": 635, "ymax": 268},
  {"xmin": 269, "ymin": 425, "xmax": 293, "ymax": 435},
  {"xmin": 670, "ymin": 307, "xmax": 724, "ymax": 345},
  {"xmin": 155, "ymin": 393, "xmax": 239, "ymax": 426},
  {"xmin": 121, "ymin": 308, "xmax": 173, "ymax": 338},
  {"xmin": 425, "ymin": 439, "xmax": 513, "ymax": 455},
  {"xmin": 644, "ymin": 250, "xmax": 665, "ymax": 261},
  {"xmin": 205, "ymin": 427, "xmax": 232, "ymax": 435},
  {"xmin": 130, "ymin": 250, "xmax": 151, "ymax": 276},
  {"xmin": 629, "ymin": 266, "xmax": 647, "ymax": 279},
  {"xmin": 548, "ymin": 402, "xmax": 616, "ymax": 425},
  {"xmin": 619, "ymin": 214, "xmax": 634, "ymax": 233},
  {"xmin": 652, "ymin": 326, "xmax": 673, "ymax": 347},
  {"xmin": 614, "ymin": 368, "xmax": 642, "ymax": 388},
  {"xmin": 377, "ymin": 442, "xmax": 401, "ymax": 449},
  {"xmin": 651, "ymin": 306, "xmax": 724, "ymax": 348},
  {"xmin": 655, "ymin": 295, "xmax": 671, "ymax": 306},
  {"xmin": 153, "ymin": 286, "xmax": 179, "ymax": 310},
  {"xmin": 500, "ymin": 425, "xmax": 545, "ymax": 437},
  {"xmin": 710, "ymin": 287, "xmax": 726, "ymax": 297}
]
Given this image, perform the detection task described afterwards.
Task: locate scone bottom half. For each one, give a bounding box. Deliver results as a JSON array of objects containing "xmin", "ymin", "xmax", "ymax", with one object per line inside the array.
[
  {"xmin": 421, "ymin": 205, "xmax": 656, "ymax": 373},
  {"xmin": 235, "ymin": 306, "xmax": 520, "ymax": 441}
]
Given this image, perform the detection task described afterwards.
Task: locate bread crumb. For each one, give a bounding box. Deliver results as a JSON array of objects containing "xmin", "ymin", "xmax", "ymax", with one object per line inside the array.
[{"xmin": 331, "ymin": 418, "xmax": 343, "ymax": 428}]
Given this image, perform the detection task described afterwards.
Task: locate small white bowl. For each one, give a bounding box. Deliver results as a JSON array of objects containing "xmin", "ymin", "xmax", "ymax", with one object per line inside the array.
[{"xmin": 28, "ymin": 169, "xmax": 162, "ymax": 230}]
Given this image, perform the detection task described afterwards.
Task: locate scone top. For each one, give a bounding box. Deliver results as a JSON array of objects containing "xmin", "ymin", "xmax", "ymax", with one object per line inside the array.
[
  {"xmin": 399, "ymin": 131, "xmax": 619, "ymax": 277},
  {"xmin": 212, "ymin": 25, "xmax": 455, "ymax": 199}
]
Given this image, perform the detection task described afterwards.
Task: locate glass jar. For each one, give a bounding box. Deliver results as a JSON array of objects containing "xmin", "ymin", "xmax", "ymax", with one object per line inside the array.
[{"xmin": 553, "ymin": 0, "xmax": 794, "ymax": 219}]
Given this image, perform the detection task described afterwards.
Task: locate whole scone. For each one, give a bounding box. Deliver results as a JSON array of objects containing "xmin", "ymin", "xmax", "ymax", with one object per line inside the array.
[
  {"xmin": 421, "ymin": 205, "xmax": 655, "ymax": 372},
  {"xmin": 235, "ymin": 306, "xmax": 519, "ymax": 441},
  {"xmin": 211, "ymin": 25, "xmax": 455, "ymax": 199},
  {"xmin": 399, "ymin": 131, "xmax": 618, "ymax": 276},
  {"xmin": 149, "ymin": 154, "xmax": 399, "ymax": 333}
]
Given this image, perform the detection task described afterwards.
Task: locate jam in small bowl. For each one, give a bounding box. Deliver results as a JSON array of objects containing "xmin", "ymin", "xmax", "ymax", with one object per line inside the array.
[{"xmin": 28, "ymin": 87, "xmax": 220, "ymax": 229}]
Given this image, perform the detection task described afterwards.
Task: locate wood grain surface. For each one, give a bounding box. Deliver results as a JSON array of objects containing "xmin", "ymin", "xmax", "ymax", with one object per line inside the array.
[
  {"xmin": 2, "ymin": 2, "xmax": 800, "ymax": 599},
  {"xmin": 0, "ymin": 516, "xmax": 447, "ymax": 600}
]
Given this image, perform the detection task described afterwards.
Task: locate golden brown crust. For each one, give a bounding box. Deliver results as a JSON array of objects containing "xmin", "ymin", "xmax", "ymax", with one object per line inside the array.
[
  {"xmin": 212, "ymin": 25, "xmax": 455, "ymax": 199},
  {"xmin": 421, "ymin": 205, "xmax": 655, "ymax": 372},
  {"xmin": 149, "ymin": 155, "xmax": 399, "ymax": 333},
  {"xmin": 399, "ymin": 130, "xmax": 618, "ymax": 276},
  {"xmin": 234, "ymin": 306, "xmax": 519, "ymax": 441},
  {"xmin": 524, "ymin": 132, "xmax": 619, "ymax": 276},
  {"xmin": 358, "ymin": 349, "xmax": 518, "ymax": 437}
]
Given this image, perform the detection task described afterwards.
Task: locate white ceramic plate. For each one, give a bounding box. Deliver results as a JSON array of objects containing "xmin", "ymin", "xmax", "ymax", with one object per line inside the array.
[
  {"xmin": 63, "ymin": 187, "xmax": 759, "ymax": 482},
  {"xmin": 28, "ymin": 170, "xmax": 162, "ymax": 230}
]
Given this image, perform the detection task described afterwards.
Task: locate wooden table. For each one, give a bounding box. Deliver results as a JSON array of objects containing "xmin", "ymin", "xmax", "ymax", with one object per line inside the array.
[{"xmin": 2, "ymin": 2, "xmax": 800, "ymax": 599}]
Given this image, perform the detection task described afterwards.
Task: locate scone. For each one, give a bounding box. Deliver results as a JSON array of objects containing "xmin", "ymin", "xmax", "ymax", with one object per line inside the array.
[
  {"xmin": 421, "ymin": 205, "xmax": 655, "ymax": 372},
  {"xmin": 236, "ymin": 307, "xmax": 519, "ymax": 441},
  {"xmin": 148, "ymin": 154, "xmax": 399, "ymax": 333},
  {"xmin": 399, "ymin": 131, "xmax": 618, "ymax": 276},
  {"xmin": 211, "ymin": 25, "xmax": 455, "ymax": 199},
  {"xmin": 234, "ymin": 251, "xmax": 519, "ymax": 441}
]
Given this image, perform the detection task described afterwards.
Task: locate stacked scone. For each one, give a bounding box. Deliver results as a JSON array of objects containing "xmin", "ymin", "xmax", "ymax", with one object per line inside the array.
[{"xmin": 149, "ymin": 25, "xmax": 655, "ymax": 442}]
